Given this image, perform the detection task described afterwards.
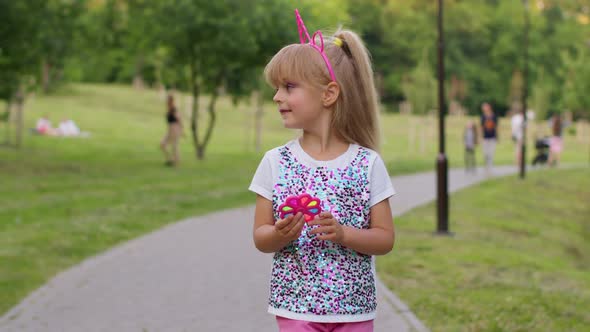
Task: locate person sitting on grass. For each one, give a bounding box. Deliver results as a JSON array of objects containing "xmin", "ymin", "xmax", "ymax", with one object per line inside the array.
[
  {"xmin": 35, "ymin": 115, "xmax": 58, "ymax": 136},
  {"xmin": 58, "ymin": 119, "xmax": 81, "ymax": 137}
]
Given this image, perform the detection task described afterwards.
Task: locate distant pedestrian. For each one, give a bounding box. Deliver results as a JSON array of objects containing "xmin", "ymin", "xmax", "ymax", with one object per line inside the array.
[
  {"xmin": 548, "ymin": 113, "xmax": 563, "ymax": 167},
  {"xmin": 464, "ymin": 120, "xmax": 478, "ymax": 173},
  {"xmin": 249, "ymin": 9, "xmax": 395, "ymax": 332},
  {"xmin": 160, "ymin": 94, "xmax": 182, "ymax": 166},
  {"xmin": 511, "ymin": 111, "xmax": 524, "ymax": 168},
  {"xmin": 480, "ymin": 102, "xmax": 498, "ymax": 173}
]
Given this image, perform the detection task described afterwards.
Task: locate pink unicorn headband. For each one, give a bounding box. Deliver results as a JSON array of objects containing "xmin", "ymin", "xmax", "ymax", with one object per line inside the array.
[{"xmin": 295, "ymin": 9, "xmax": 337, "ymax": 82}]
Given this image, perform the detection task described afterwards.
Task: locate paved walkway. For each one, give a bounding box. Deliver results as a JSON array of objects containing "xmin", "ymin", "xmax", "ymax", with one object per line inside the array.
[{"xmin": 0, "ymin": 166, "xmax": 521, "ymax": 332}]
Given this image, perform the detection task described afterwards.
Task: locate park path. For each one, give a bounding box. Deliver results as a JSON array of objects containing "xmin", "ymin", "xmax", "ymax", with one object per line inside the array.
[{"xmin": 0, "ymin": 166, "xmax": 520, "ymax": 332}]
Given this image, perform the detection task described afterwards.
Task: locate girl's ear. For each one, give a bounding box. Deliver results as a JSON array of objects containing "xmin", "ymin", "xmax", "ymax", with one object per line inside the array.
[{"xmin": 322, "ymin": 82, "xmax": 340, "ymax": 108}]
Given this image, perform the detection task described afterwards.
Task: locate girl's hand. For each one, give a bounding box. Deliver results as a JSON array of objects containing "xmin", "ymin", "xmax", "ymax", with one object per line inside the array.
[
  {"xmin": 274, "ymin": 212, "xmax": 305, "ymax": 242},
  {"xmin": 308, "ymin": 212, "xmax": 345, "ymax": 244}
]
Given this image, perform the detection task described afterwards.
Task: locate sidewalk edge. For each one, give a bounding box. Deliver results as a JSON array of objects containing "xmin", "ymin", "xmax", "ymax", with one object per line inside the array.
[{"xmin": 376, "ymin": 277, "xmax": 430, "ymax": 332}]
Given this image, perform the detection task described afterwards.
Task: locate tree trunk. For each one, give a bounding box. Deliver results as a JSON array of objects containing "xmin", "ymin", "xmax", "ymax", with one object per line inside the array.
[
  {"xmin": 4, "ymin": 102, "xmax": 11, "ymax": 145},
  {"xmin": 55, "ymin": 68, "xmax": 64, "ymax": 85},
  {"xmin": 197, "ymin": 74, "xmax": 223, "ymax": 160},
  {"xmin": 189, "ymin": 61, "xmax": 201, "ymax": 159},
  {"xmin": 42, "ymin": 58, "xmax": 51, "ymax": 94},
  {"xmin": 420, "ymin": 118, "xmax": 426, "ymax": 154},
  {"xmin": 154, "ymin": 59, "xmax": 164, "ymax": 97},
  {"xmin": 254, "ymin": 89, "xmax": 264, "ymax": 152},
  {"xmin": 408, "ymin": 116, "xmax": 415, "ymax": 152},
  {"xmin": 14, "ymin": 90, "xmax": 24, "ymax": 148},
  {"xmin": 133, "ymin": 54, "xmax": 145, "ymax": 90}
]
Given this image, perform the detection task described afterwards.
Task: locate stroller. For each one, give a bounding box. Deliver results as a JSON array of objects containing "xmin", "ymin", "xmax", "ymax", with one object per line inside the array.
[{"xmin": 532, "ymin": 137, "xmax": 550, "ymax": 166}]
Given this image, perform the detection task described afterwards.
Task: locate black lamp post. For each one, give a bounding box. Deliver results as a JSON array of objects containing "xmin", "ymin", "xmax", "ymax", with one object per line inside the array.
[
  {"xmin": 436, "ymin": 0, "xmax": 449, "ymax": 234},
  {"xmin": 520, "ymin": 0, "xmax": 529, "ymax": 179}
]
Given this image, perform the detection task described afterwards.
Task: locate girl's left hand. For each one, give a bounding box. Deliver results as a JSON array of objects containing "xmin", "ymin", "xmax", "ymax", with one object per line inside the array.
[{"xmin": 308, "ymin": 212, "xmax": 345, "ymax": 244}]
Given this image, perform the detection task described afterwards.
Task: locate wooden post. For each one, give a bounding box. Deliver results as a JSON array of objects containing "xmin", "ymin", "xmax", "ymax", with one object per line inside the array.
[{"xmin": 15, "ymin": 90, "xmax": 24, "ymax": 148}]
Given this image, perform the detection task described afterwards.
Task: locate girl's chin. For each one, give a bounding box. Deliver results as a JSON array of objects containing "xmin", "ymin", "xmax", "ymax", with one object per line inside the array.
[
  {"xmin": 283, "ymin": 123, "xmax": 298, "ymax": 129},
  {"xmin": 280, "ymin": 118, "xmax": 296, "ymax": 128}
]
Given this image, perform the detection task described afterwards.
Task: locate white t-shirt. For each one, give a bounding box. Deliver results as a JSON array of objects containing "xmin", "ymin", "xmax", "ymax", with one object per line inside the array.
[
  {"xmin": 511, "ymin": 113, "xmax": 524, "ymax": 142},
  {"xmin": 58, "ymin": 120, "xmax": 81, "ymax": 136},
  {"xmin": 250, "ymin": 139, "xmax": 395, "ymax": 207},
  {"xmin": 249, "ymin": 139, "xmax": 395, "ymax": 323}
]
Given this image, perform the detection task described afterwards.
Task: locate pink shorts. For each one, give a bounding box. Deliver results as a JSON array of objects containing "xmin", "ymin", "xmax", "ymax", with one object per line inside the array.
[
  {"xmin": 276, "ymin": 316, "xmax": 374, "ymax": 332},
  {"xmin": 550, "ymin": 136, "xmax": 563, "ymax": 153}
]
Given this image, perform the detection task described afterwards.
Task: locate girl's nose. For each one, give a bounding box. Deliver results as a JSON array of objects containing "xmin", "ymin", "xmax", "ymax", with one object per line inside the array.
[{"xmin": 273, "ymin": 90, "xmax": 282, "ymax": 103}]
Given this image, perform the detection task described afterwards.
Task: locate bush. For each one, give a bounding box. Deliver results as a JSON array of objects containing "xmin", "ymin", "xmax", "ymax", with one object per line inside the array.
[{"xmin": 567, "ymin": 126, "xmax": 576, "ymax": 136}]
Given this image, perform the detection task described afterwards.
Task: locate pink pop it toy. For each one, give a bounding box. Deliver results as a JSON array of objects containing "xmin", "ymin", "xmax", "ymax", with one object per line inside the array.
[{"xmin": 278, "ymin": 193, "xmax": 322, "ymax": 223}]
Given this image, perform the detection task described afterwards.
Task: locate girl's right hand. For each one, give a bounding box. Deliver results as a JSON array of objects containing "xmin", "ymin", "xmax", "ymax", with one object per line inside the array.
[{"xmin": 274, "ymin": 212, "xmax": 305, "ymax": 242}]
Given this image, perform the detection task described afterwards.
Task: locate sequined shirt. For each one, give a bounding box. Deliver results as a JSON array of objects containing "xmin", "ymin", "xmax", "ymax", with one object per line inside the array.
[{"xmin": 249, "ymin": 139, "xmax": 395, "ymax": 323}]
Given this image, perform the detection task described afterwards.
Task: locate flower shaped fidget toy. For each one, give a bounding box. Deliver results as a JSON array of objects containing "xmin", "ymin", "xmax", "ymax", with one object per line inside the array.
[{"xmin": 278, "ymin": 193, "xmax": 322, "ymax": 222}]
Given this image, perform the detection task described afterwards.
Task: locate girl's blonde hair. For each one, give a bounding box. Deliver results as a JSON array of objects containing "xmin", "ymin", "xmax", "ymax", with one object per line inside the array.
[{"xmin": 264, "ymin": 29, "xmax": 380, "ymax": 151}]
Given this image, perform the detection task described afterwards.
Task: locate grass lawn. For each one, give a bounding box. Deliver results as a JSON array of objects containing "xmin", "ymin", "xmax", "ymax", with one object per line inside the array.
[
  {"xmin": 377, "ymin": 168, "xmax": 590, "ymax": 331},
  {"xmin": 0, "ymin": 83, "xmax": 588, "ymax": 315}
]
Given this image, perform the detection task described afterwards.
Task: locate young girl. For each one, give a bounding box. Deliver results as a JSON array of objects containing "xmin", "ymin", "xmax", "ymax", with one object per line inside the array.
[{"xmin": 249, "ymin": 10, "xmax": 396, "ymax": 331}]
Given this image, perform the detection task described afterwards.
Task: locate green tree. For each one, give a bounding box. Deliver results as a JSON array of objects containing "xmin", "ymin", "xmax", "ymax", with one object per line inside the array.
[
  {"xmin": 401, "ymin": 50, "xmax": 437, "ymax": 115},
  {"xmin": 0, "ymin": 1, "xmax": 45, "ymax": 146},
  {"xmin": 355, "ymin": 0, "xmax": 436, "ymax": 106},
  {"xmin": 223, "ymin": 0, "xmax": 294, "ymax": 152},
  {"xmin": 71, "ymin": 0, "xmax": 130, "ymax": 83},
  {"xmin": 38, "ymin": 0, "xmax": 85, "ymax": 92},
  {"xmin": 508, "ymin": 70, "xmax": 524, "ymax": 112},
  {"xmin": 444, "ymin": 0, "xmax": 496, "ymax": 112},
  {"xmin": 125, "ymin": 0, "xmax": 161, "ymax": 89},
  {"xmin": 158, "ymin": 0, "xmax": 294, "ymax": 159},
  {"xmin": 560, "ymin": 45, "xmax": 590, "ymax": 119},
  {"xmin": 530, "ymin": 69, "xmax": 552, "ymax": 121},
  {"xmin": 341, "ymin": 0, "xmax": 588, "ymax": 116},
  {"xmin": 0, "ymin": 1, "xmax": 44, "ymax": 100}
]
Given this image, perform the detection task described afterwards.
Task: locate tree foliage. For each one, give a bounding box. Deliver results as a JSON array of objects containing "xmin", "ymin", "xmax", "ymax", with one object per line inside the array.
[
  {"xmin": 0, "ymin": 1, "xmax": 45, "ymax": 101},
  {"xmin": 401, "ymin": 50, "xmax": 437, "ymax": 115},
  {"xmin": 155, "ymin": 0, "xmax": 295, "ymax": 159},
  {"xmin": 4, "ymin": 0, "xmax": 590, "ymax": 154}
]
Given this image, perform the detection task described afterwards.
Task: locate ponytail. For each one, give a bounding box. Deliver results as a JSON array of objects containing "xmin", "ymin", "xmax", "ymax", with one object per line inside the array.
[{"xmin": 326, "ymin": 30, "xmax": 380, "ymax": 151}]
